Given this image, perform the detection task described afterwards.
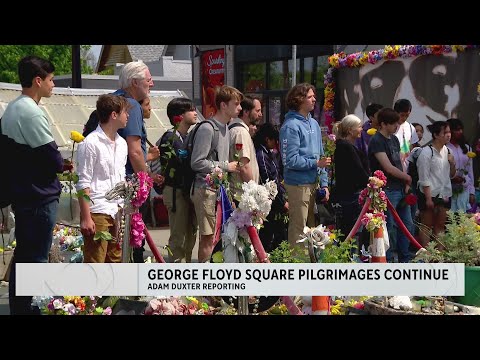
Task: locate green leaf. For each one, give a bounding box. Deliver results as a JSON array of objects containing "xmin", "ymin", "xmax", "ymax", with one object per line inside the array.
[
  {"xmin": 94, "ymin": 231, "xmax": 113, "ymax": 241},
  {"xmin": 76, "ymin": 190, "xmax": 94, "ymax": 204},
  {"xmin": 72, "ymin": 173, "xmax": 79, "ymax": 184},
  {"xmin": 169, "ymin": 168, "xmax": 176, "ymax": 178}
]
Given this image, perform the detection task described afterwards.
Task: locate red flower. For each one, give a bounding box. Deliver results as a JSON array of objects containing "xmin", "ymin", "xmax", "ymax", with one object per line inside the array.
[
  {"xmin": 173, "ymin": 115, "xmax": 182, "ymax": 125},
  {"xmin": 235, "ymin": 143, "xmax": 243, "ymax": 151},
  {"xmin": 405, "ymin": 193, "xmax": 417, "ymax": 206}
]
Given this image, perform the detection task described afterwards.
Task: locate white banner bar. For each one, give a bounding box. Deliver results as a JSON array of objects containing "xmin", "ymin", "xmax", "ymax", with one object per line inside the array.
[{"xmin": 17, "ymin": 263, "xmax": 464, "ymax": 296}]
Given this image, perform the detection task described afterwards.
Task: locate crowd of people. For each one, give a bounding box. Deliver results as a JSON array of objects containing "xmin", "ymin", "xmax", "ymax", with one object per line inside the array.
[{"xmin": 2, "ymin": 55, "xmax": 478, "ymax": 315}]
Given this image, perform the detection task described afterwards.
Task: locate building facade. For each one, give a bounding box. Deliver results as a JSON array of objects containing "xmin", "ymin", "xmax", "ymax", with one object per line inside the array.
[{"xmin": 192, "ymin": 45, "xmax": 334, "ymax": 126}]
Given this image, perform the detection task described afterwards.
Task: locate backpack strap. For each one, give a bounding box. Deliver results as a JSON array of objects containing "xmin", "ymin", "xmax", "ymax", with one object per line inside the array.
[
  {"xmin": 188, "ymin": 120, "xmax": 218, "ymax": 196},
  {"xmin": 228, "ymin": 122, "xmax": 244, "ymax": 131}
]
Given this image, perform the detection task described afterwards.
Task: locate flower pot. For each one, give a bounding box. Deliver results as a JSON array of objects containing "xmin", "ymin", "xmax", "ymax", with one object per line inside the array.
[{"xmin": 452, "ymin": 266, "xmax": 480, "ymax": 307}]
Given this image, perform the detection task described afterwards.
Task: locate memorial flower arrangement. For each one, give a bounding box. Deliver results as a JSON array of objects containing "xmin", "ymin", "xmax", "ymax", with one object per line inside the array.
[
  {"xmin": 358, "ymin": 170, "xmax": 388, "ymax": 213},
  {"xmin": 104, "ymin": 171, "xmax": 153, "ymax": 249},
  {"xmin": 38, "ymin": 296, "xmax": 112, "ymax": 315},
  {"xmin": 127, "ymin": 171, "xmax": 153, "ymax": 248},
  {"xmin": 144, "ymin": 296, "xmax": 223, "ymax": 315},
  {"xmin": 323, "ymin": 45, "xmax": 479, "ymax": 129},
  {"xmin": 222, "ymin": 180, "xmax": 278, "ymax": 263}
]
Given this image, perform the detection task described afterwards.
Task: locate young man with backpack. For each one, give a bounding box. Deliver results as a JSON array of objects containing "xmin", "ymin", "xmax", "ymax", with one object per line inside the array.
[
  {"xmin": 154, "ymin": 97, "xmax": 198, "ymax": 263},
  {"xmin": 228, "ymin": 95, "xmax": 262, "ymax": 201},
  {"xmin": 190, "ymin": 85, "xmax": 242, "ymax": 262}
]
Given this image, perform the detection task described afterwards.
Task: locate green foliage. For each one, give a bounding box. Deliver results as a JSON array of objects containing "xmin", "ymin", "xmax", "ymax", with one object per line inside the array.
[
  {"xmin": 0, "ymin": 45, "xmax": 94, "ymax": 83},
  {"xmin": 269, "ymin": 241, "xmax": 309, "ymax": 263},
  {"xmin": 57, "ymin": 172, "xmax": 79, "ymax": 183},
  {"xmin": 415, "ymin": 211, "xmax": 480, "ymax": 266},
  {"xmin": 98, "ymin": 66, "xmax": 114, "ymax": 75},
  {"xmin": 94, "ymin": 231, "xmax": 113, "ymax": 241},
  {"xmin": 320, "ymin": 236, "xmax": 358, "ymax": 264}
]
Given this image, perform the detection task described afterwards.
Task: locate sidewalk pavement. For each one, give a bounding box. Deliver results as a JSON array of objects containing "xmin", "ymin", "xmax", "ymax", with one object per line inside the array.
[{"xmin": 0, "ymin": 226, "xmax": 196, "ymax": 315}]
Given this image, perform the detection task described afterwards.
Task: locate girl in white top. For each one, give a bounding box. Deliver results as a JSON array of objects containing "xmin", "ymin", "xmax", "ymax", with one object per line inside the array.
[
  {"xmin": 417, "ymin": 121, "xmax": 456, "ymax": 247},
  {"xmin": 446, "ymin": 118, "xmax": 476, "ymax": 213}
]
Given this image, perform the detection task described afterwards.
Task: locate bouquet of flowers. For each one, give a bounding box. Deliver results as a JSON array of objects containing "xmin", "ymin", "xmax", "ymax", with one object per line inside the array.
[
  {"xmin": 322, "ymin": 133, "xmax": 336, "ymax": 158},
  {"xmin": 361, "ymin": 212, "xmax": 386, "ymax": 232},
  {"xmin": 38, "ymin": 296, "xmax": 112, "ymax": 315},
  {"xmin": 106, "ymin": 171, "xmax": 153, "ymax": 249},
  {"xmin": 206, "ymin": 166, "xmax": 230, "ymax": 191},
  {"xmin": 144, "ymin": 296, "xmax": 218, "ymax": 315},
  {"xmin": 222, "ymin": 180, "xmax": 278, "ymax": 263}
]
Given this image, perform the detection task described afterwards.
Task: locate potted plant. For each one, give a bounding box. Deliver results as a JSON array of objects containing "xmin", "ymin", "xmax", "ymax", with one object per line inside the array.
[{"xmin": 415, "ymin": 211, "xmax": 480, "ymax": 307}]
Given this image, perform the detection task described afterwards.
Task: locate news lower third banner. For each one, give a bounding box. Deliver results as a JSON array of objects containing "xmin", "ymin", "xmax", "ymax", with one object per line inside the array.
[{"xmin": 16, "ymin": 263, "xmax": 464, "ymax": 296}]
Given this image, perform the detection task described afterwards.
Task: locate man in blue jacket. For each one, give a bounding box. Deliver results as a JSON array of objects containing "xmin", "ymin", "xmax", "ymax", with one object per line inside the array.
[{"xmin": 280, "ymin": 83, "xmax": 331, "ymax": 246}]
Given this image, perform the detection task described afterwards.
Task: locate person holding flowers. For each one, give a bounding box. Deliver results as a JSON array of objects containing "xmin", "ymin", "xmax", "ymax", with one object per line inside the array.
[
  {"xmin": 155, "ymin": 97, "xmax": 198, "ymax": 263},
  {"xmin": 368, "ymin": 108, "xmax": 414, "ymax": 262},
  {"xmin": 76, "ymin": 94, "xmax": 130, "ymax": 263},
  {"xmin": 228, "ymin": 95, "xmax": 261, "ymax": 201},
  {"xmin": 190, "ymin": 85, "xmax": 242, "ymax": 262},
  {"xmin": 1, "ymin": 56, "xmax": 64, "ymax": 315},
  {"xmin": 446, "ymin": 118, "xmax": 476, "ymax": 212},
  {"xmin": 280, "ymin": 83, "xmax": 331, "ymax": 246}
]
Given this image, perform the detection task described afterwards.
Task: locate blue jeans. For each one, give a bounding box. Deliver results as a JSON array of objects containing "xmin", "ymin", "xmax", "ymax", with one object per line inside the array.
[
  {"xmin": 9, "ymin": 199, "xmax": 58, "ymax": 315},
  {"xmin": 385, "ymin": 189, "xmax": 413, "ymax": 263}
]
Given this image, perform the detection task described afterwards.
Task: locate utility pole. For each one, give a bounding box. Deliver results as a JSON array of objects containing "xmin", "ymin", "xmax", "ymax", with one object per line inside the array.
[
  {"xmin": 72, "ymin": 45, "xmax": 82, "ymax": 88},
  {"xmin": 291, "ymin": 45, "xmax": 297, "ymax": 87}
]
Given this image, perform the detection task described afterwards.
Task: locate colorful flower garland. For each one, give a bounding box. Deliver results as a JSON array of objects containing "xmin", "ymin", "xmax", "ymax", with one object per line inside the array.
[{"xmin": 323, "ymin": 45, "xmax": 479, "ymax": 132}]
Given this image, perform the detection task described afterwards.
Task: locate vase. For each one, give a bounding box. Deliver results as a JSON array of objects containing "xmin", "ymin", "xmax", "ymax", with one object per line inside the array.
[
  {"xmin": 56, "ymin": 181, "xmax": 80, "ymax": 225},
  {"xmin": 452, "ymin": 266, "xmax": 480, "ymax": 307}
]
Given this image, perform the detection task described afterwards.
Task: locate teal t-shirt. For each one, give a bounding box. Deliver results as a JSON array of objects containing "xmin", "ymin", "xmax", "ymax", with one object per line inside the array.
[{"xmin": 1, "ymin": 95, "xmax": 54, "ymax": 148}]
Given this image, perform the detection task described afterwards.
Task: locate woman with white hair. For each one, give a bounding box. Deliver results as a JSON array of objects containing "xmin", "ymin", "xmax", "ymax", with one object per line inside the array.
[{"xmin": 332, "ymin": 114, "xmax": 370, "ymax": 242}]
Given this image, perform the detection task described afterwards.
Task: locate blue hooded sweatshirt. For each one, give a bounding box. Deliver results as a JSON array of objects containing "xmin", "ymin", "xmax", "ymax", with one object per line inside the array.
[{"xmin": 279, "ymin": 111, "xmax": 328, "ymax": 186}]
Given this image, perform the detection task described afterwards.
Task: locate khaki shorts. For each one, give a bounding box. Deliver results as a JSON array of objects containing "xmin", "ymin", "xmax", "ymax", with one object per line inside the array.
[
  {"xmin": 83, "ymin": 213, "xmax": 121, "ymax": 263},
  {"xmin": 191, "ymin": 187, "xmax": 217, "ymax": 236}
]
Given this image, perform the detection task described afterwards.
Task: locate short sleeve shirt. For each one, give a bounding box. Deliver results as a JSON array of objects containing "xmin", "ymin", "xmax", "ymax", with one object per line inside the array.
[{"xmin": 368, "ymin": 132, "xmax": 404, "ymax": 190}]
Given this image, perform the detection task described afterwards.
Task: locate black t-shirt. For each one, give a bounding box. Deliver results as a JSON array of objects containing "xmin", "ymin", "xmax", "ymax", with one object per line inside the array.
[{"xmin": 368, "ymin": 132, "xmax": 404, "ymax": 190}]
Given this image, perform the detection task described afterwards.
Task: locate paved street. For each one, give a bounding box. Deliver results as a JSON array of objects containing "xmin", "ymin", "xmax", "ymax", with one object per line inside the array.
[{"xmin": 0, "ymin": 226, "xmax": 187, "ymax": 315}]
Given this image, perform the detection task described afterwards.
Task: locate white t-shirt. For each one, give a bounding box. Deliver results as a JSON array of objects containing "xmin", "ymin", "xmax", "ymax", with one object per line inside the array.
[{"xmin": 395, "ymin": 121, "xmax": 419, "ymax": 171}]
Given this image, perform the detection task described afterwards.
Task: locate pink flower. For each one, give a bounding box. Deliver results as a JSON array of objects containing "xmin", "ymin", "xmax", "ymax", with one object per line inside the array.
[
  {"xmin": 102, "ymin": 307, "xmax": 112, "ymax": 315},
  {"xmin": 130, "ymin": 213, "xmax": 146, "ymax": 247}
]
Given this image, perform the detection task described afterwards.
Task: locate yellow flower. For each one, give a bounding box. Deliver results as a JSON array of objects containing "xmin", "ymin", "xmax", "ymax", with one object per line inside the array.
[
  {"xmin": 70, "ymin": 131, "xmax": 85, "ymax": 143},
  {"xmin": 329, "ymin": 233, "xmax": 336, "ymax": 240},
  {"xmin": 212, "ymin": 251, "xmax": 224, "ymax": 263},
  {"xmin": 467, "ymin": 151, "xmax": 477, "ymax": 159},
  {"xmin": 367, "ymin": 128, "xmax": 377, "ymax": 136},
  {"xmin": 476, "ymin": 225, "xmax": 480, "ymax": 231}
]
